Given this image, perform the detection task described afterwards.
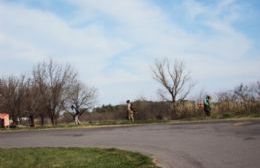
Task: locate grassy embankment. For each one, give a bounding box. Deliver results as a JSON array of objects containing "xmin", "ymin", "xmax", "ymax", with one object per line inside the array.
[
  {"xmin": 0, "ymin": 147, "xmax": 159, "ymax": 168},
  {"xmin": 1, "ymin": 115, "xmax": 260, "ymax": 131}
]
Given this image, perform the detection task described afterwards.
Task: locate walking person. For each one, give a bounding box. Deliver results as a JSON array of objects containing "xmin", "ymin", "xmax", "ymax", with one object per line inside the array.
[
  {"xmin": 126, "ymin": 100, "xmax": 135, "ymax": 123},
  {"xmin": 71, "ymin": 105, "xmax": 81, "ymax": 125},
  {"xmin": 204, "ymin": 95, "xmax": 211, "ymax": 119}
]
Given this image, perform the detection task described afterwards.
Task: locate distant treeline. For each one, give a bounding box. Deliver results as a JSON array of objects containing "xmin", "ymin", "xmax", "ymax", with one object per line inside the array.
[{"xmin": 62, "ymin": 81, "xmax": 260, "ymax": 123}]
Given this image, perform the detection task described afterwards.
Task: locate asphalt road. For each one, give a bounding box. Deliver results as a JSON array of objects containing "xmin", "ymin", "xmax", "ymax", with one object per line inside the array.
[{"xmin": 0, "ymin": 121, "xmax": 260, "ymax": 168}]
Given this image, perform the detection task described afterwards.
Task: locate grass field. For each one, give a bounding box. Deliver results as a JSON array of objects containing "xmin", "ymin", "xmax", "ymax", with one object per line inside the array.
[{"xmin": 0, "ymin": 147, "xmax": 159, "ymax": 168}]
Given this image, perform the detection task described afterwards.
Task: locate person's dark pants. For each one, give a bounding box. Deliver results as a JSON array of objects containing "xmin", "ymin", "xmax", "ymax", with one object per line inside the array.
[{"xmin": 204, "ymin": 109, "xmax": 211, "ymax": 116}]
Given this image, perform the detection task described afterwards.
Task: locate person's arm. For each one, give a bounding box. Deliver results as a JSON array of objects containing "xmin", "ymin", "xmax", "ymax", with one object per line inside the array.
[
  {"xmin": 204, "ymin": 99, "xmax": 209, "ymax": 106},
  {"xmin": 130, "ymin": 104, "xmax": 136, "ymax": 112}
]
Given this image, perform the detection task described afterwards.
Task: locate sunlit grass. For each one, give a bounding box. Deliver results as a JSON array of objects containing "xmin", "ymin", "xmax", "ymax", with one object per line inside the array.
[{"xmin": 0, "ymin": 147, "xmax": 159, "ymax": 168}]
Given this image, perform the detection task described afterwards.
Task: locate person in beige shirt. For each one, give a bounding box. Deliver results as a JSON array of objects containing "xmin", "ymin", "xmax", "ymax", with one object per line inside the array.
[{"xmin": 126, "ymin": 100, "xmax": 135, "ymax": 122}]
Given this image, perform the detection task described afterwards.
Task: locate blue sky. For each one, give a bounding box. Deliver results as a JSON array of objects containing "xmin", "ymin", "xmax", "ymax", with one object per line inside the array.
[{"xmin": 0, "ymin": 0, "xmax": 260, "ymax": 105}]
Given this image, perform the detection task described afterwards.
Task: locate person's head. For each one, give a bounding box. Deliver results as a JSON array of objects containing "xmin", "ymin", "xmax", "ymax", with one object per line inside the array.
[
  {"xmin": 206, "ymin": 95, "xmax": 211, "ymax": 100},
  {"xmin": 126, "ymin": 100, "xmax": 130, "ymax": 104}
]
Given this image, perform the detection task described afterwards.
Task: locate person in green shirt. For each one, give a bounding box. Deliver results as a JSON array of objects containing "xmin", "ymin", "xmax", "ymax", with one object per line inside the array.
[{"xmin": 204, "ymin": 95, "xmax": 211, "ymax": 117}]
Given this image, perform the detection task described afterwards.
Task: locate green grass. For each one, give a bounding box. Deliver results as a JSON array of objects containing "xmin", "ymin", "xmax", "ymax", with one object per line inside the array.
[{"xmin": 0, "ymin": 147, "xmax": 159, "ymax": 168}]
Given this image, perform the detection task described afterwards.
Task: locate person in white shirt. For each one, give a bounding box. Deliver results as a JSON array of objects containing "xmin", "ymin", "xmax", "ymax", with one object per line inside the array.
[
  {"xmin": 71, "ymin": 105, "xmax": 81, "ymax": 125},
  {"xmin": 126, "ymin": 100, "xmax": 135, "ymax": 122}
]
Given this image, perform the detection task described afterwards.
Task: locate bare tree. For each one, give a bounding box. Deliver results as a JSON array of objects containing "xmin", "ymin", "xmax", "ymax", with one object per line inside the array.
[
  {"xmin": 234, "ymin": 82, "xmax": 260, "ymax": 114},
  {"xmin": 65, "ymin": 81, "xmax": 97, "ymax": 124},
  {"xmin": 152, "ymin": 58, "xmax": 194, "ymax": 119},
  {"xmin": 32, "ymin": 59, "xmax": 77, "ymax": 125},
  {"xmin": 257, "ymin": 81, "xmax": 260, "ymax": 96},
  {"xmin": 0, "ymin": 77, "xmax": 18, "ymax": 121},
  {"xmin": 23, "ymin": 78, "xmax": 47, "ymax": 126},
  {"xmin": 253, "ymin": 81, "xmax": 260, "ymax": 99},
  {"xmin": 0, "ymin": 78, "xmax": 4, "ymax": 111},
  {"xmin": 0, "ymin": 75, "xmax": 28, "ymax": 123}
]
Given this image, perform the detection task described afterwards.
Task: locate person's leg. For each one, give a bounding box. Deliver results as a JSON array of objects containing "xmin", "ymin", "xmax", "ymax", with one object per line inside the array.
[
  {"xmin": 204, "ymin": 109, "xmax": 208, "ymax": 119},
  {"xmin": 75, "ymin": 115, "xmax": 78, "ymax": 125},
  {"xmin": 205, "ymin": 109, "xmax": 210, "ymax": 119},
  {"xmin": 131, "ymin": 114, "xmax": 134, "ymax": 122},
  {"xmin": 77, "ymin": 116, "xmax": 81, "ymax": 125},
  {"xmin": 130, "ymin": 112, "xmax": 134, "ymax": 122},
  {"xmin": 207, "ymin": 110, "xmax": 211, "ymax": 119},
  {"xmin": 128, "ymin": 113, "xmax": 131, "ymax": 121}
]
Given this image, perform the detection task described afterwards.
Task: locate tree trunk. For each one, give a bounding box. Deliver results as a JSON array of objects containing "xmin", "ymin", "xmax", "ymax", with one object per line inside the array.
[
  {"xmin": 50, "ymin": 114, "xmax": 57, "ymax": 126},
  {"xmin": 170, "ymin": 102, "xmax": 177, "ymax": 119},
  {"xmin": 51, "ymin": 117, "xmax": 57, "ymax": 126},
  {"xmin": 29, "ymin": 114, "xmax": 35, "ymax": 127},
  {"xmin": 40, "ymin": 114, "xmax": 45, "ymax": 126}
]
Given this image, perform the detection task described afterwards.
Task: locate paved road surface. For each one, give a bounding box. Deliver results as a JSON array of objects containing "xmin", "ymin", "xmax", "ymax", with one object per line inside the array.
[{"xmin": 0, "ymin": 121, "xmax": 260, "ymax": 168}]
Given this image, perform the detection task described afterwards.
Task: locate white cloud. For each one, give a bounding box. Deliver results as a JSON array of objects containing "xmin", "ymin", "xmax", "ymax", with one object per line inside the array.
[
  {"xmin": 0, "ymin": 1, "xmax": 132, "ymax": 75},
  {"xmin": 0, "ymin": 0, "xmax": 259, "ymax": 104}
]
